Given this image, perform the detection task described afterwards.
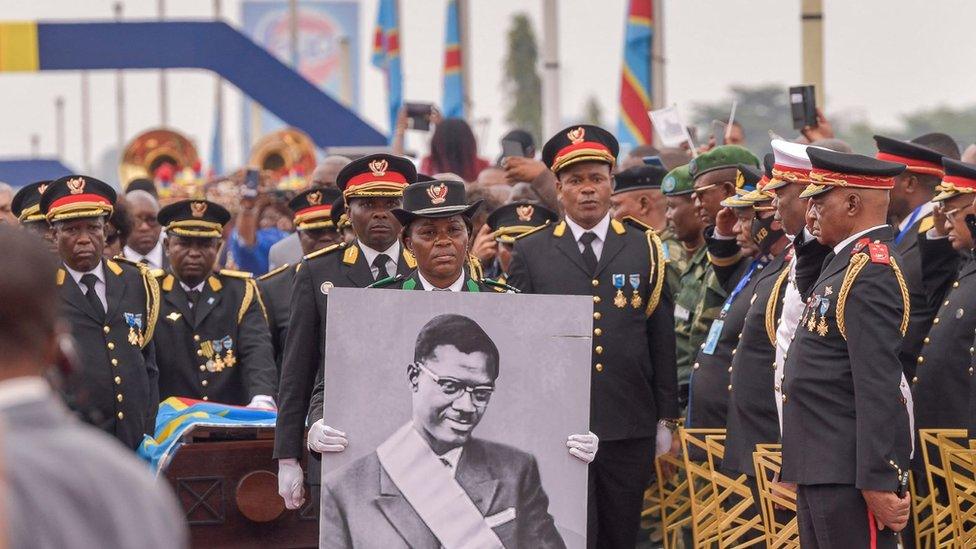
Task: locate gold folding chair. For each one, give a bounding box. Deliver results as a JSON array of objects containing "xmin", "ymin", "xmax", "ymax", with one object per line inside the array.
[
  {"xmin": 680, "ymin": 428, "xmax": 725, "ymax": 548},
  {"xmin": 941, "ymin": 447, "xmax": 976, "ymax": 546},
  {"xmin": 651, "ymin": 444, "xmax": 692, "ymax": 549},
  {"xmin": 752, "ymin": 444, "xmax": 799, "ymax": 549},
  {"xmin": 918, "ymin": 428, "xmax": 970, "ymax": 548},
  {"xmin": 909, "ymin": 469, "xmax": 936, "ymax": 549},
  {"xmin": 704, "ymin": 434, "xmax": 765, "ymax": 549}
]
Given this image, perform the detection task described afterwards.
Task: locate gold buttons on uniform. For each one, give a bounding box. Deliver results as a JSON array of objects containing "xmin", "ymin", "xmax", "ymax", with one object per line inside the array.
[
  {"xmin": 193, "ymin": 335, "xmax": 201, "ymax": 342},
  {"xmin": 593, "ymin": 312, "xmax": 602, "ymax": 320},
  {"xmin": 912, "ymin": 376, "xmax": 918, "ymax": 384},
  {"xmin": 944, "ymin": 300, "xmax": 950, "ymax": 306},
  {"xmin": 203, "ymin": 396, "xmax": 209, "ymax": 401},
  {"xmin": 595, "ymin": 363, "xmax": 604, "ymax": 372},
  {"xmin": 595, "ymin": 346, "xmax": 604, "ymax": 354},
  {"xmin": 103, "ymin": 326, "xmax": 110, "ymax": 334},
  {"xmin": 199, "ymin": 365, "xmax": 206, "ymax": 371},
  {"xmin": 727, "ymin": 367, "xmax": 732, "ymax": 373},
  {"xmin": 731, "ymin": 348, "xmax": 737, "ymax": 355},
  {"xmin": 197, "ymin": 349, "xmax": 204, "ymax": 357},
  {"xmin": 116, "ymin": 394, "xmax": 123, "ymax": 402},
  {"xmin": 201, "ymin": 380, "xmax": 208, "ymax": 387},
  {"xmin": 933, "ymin": 317, "xmax": 940, "ymax": 324},
  {"xmin": 593, "ymin": 296, "xmax": 601, "ymax": 304},
  {"xmin": 114, "ymin": 376, "xmax": 122, "ymax": 385},
  {"xmin": 924, "ymin": 337, "xmax": 930, "ymax": 344},
  {"xmin": 782, "ymin": 394, "xmax": 787, "ymax": 403},
  {"xmin": 111, "ymin": 358, "xmax": 118, "ymax": 366},
  {"xmin": 594, "ymin": 328, "xmax": 602, "ymax": 336},
  {"xmin": 693, "ymin": 362, "xmax": 700, "ymax": 370},
  {"xmin": 970, "ymin": 367, "xmax": 974, "ymax": 375},
  {"xmin": 117, "ymin": 412, "xmax": 124, "ymax": 420},
  {"xmin": 591, "ymin": 279, "xmax": 599, "ymax": 287},
  {"xmin": 107, "ymin": 342, "xmax": 115, "ymax": 350},
  {"xmin": 917, "ymin": 356, "xmax": 924, "ymax": 364},
  {"xmin": 954, "ymin": 281, "xmax": 960, "ymax": 288},
  {"xmin": 728, "ymin": 384, "xmax": 732, "ymax": 391}
]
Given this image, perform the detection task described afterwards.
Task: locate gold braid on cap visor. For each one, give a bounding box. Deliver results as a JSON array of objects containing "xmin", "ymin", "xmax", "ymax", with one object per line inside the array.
[{"xmin": 165, "ymin": 220, "xmax": 224, "ymax": 238}]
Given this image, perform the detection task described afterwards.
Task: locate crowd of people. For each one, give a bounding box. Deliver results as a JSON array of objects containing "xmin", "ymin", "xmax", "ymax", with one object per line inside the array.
[{"xmin": 2, "ymin": 104, "xmax": 976, "ymax": 549}]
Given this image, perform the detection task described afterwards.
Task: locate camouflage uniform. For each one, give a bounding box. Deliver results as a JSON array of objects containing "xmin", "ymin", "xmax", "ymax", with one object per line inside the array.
[{"xmin": 673, "ymin": 245, "xmax": 723, "ymax": 391}]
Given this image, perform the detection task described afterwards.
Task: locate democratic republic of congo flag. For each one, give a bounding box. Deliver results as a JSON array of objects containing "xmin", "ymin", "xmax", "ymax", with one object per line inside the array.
[
  {"xmin": 617, "ymin": 0, "xmax": 654, "ymax": 147},
  {"xmin": 441, "ymin": 0, "xmax": 465, "ymax": 119},
  {"xmin": 137, "ymin": 397, "xmax": 277, "ymax": 473},
  {"xmin": 372, "ymin": 0, "xmax": 403, "ymax": 139}
]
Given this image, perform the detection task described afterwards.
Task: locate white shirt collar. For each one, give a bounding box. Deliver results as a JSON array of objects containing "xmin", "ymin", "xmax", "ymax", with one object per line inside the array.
[
  {"xmin": 564, "ymin": 213, "xmax": 611, "ymax": 244},
  {"xmin": 898, "ymin": 202, "xmax": 935, "ymax": 233},
  {"xmin": 179, "ymin": 280, "xmax": 206, "ymax": 293},
  {"xmin": 359, "ymin": 240, "xmax": 400, "ymax": 268},
  {"xmin": 64, "ymin": 260, "xmax": 105, "ymax": 286},
  {"xmin": 416, "ymin": 270, "xmax": 466, "ymax": 291},
  {"xmin": 123, "ymin": 238, "xmax": 164, "ymax": 269},
  {"xmin": 0, "ymin": 376, "xmax": 51, "ymax": 412},
  {"xmin": 833, "ymin": 225, "xmax": 889, "ymax": 255}
]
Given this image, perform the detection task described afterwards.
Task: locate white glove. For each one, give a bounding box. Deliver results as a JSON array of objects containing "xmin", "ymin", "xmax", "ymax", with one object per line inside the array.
[
  {"xmin": 307, "ymin": 420, "xmax": 349, "ymax": 453},
  {"xmin": 655, "ymin": 421, "xmax": 673, "ymax": 458},
  {"xmin": 567, "ymin": 431, "xmax": 599, "ymax": 463},
  {"xmin": 277, "ymin": 458, "xmax": 305, "ymax": 510},
  {"xmin": 247, "ymin": 394, "xmax": 276, "ymax": 409}
]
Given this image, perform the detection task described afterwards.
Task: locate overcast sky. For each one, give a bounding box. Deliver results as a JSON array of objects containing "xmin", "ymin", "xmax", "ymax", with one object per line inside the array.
[{"xmin": 3, "ymin": 0, "xmax": 976, "ymax": 182}]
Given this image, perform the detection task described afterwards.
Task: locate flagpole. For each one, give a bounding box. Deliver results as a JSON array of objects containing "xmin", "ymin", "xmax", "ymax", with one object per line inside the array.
[
  {"xmin": 541, "ymin": 0, "xmax": 561, "ymax": 138},
  {"xmin": 650, "ymin": 0, "xmax": 665, "ymax": 146},
  {"xmin": 458, "ymin": 0, "xmax": 472, "ymax": 118},
  {"xmin": 158, "ymin": 0, "xmax": 169, "ymax": 127}
]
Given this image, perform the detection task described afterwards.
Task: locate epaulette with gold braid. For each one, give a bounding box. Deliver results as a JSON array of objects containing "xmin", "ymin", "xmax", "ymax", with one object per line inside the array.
[
  {"xmin": 644, "ymin": 230, "xmax": 666, "ymax": 317},
  {"xmin": 304, "ymin": 241, "xmax": 345, "ymax": 261},
  {"xmin": 468, "ymin": 255, "xmax": 484, "ymax": 280},
  {"xmin": 140, "ymin": 265, "xmax": 161, "ymax": 348},
  {"xmin": 621, "ymin": 216, "xmax": 653, "ymax": 232},
  {"xmin": 707, "ymin": 250, "xmax": 743, "ymax": 268},
  {"xmin": 917, "ymin": 215, "xmax": 934, "ymax": 234},
  {"xmin": 258, "ymin": 263, "xmax": 290, "ymax": 281},
  {"xmin": 239, "ymin": 278, "xmax": 268, "ymax": 323},
  {"xmin": 111, "ymin": 255, "xmax": 141, "ymax": 268},
  {"xmin": 765, "ymin": 266, "xmax": 792, "ymax": 346},
  {"xmin": 513, "ymin": 222, "xmax": 551, "ymax": 241},
  {"xmin": 836, "ymin": 250, "xmax": 910, "ymax": 340},
  {"xmin": 219, "ymin": 268, "xmax": 254, "ymax": 279}
]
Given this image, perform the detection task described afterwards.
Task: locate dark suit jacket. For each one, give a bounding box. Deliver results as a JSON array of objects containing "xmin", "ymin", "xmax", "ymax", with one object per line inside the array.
[
  {"xmin": 274, "ymin": 241, "xmax": 416, "ymax": 464},
  {"xmin": 58, "ymin": 259, "xmax": 159, "ymax": 449},
  {"xmin": 321, "ymin": 437, "xmax": 565, "ymax": 549},
  {"xmin": 154, "ymin": 271, "xmax": 276, "ymax": 406},
  {"xmin": 256, "ymin": 263, "xmax": 297, "ymax": 375},
  {"xmin": 782, "ymin": 227, "xmax": 912, "ymax": 490},
  {"xmin": 507, "ymin": 218, "xmax": 678, "ymax": 441}
]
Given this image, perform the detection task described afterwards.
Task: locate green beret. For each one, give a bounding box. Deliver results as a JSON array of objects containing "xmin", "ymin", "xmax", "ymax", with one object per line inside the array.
[
  {"xmin": 688, "ymin": 145, "xmax": 760, "ymax": 180},
  {"xmin": 661, "ymin": 164, "xmax": 694, "ymax": 196}
]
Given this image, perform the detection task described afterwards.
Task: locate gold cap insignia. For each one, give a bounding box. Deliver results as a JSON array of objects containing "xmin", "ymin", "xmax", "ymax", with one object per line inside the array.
[
  {"xmin": 190, "ymin": 201, "xmax": 208, "ymax": 218},
  {"xmin": 427, "ymin": 183, "xmax": 448, "ymax": 205},
  {"xmin": 516, "ymin": 204, "xmax": 535, "ymax": 222},
  {"xmin": 369, "ymin": 159, "xmax": 388, "ymax": 177},
  {"xmin": 735, "ymin": 170, "xmax": 745, "ymax": 189},
  {"xmin": 66, "ymin": 177, "xmax": 86, "ymax": 195},
  {"xmin": 307, "ymin": 191, "xmax": 322, "ymax": 205},
  {"xmin": 38, "ymin": 183, "xmax": 48, "ymax": 195},
  {"xmin": 567, "ymin": 127, "xmax": 586, "ymax": 145}
]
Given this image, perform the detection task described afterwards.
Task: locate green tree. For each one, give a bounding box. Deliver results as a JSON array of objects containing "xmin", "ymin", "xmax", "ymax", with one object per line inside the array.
[
  {"xmin": 584, "ymin": 95, "xmax": 604, "ymax": 127},
  {"xmin": 502, "ymin": 13, "xmax": 542, "ymax": 145},
  {"xmin": 691, "ymin": 84, "xmax": 795, "ymax": 156}
]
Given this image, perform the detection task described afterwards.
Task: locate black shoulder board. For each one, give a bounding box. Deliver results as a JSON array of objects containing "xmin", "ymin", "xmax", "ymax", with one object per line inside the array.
[
  {"xmin": 621, "ymin": 215, "xmax": 654, "ymax": 232},
  {"xmin": 368, "ymin": 274, "xmax": 404, "ymax": 289},
  {"xmin": 258, "ymin": 263, "xmax": 290, "ymax": 281},
  {"xmin": 304, "ymin": 242, "xmax": 345, "ymax": 261},
  {"xmin": 483, "ymin": 278, "xmax": 520, "ymax": 293}
]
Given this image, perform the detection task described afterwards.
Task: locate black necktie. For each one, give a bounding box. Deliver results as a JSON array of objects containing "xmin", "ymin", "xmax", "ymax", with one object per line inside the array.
[
  {"xmin": 373, "ymin": 253, "xmax": 392, "ymax": 280},
  {"xmin": 187, "ymin": 289, "xmax": 201, "ymax": 309},
  {"xmin": 579, "ymin": 232, "xmax": 598, "ymax": 274},
  {"xmin": 138, "ymin": 257, "xmax": 150, "ymax": 266},
  {"xmin": 80, "ymin": 273, "xmax": 105, "ymax": 320}
]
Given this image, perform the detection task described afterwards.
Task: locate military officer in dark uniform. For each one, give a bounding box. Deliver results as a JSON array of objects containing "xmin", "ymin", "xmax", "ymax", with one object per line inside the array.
[
  {"xmin": 41, "ymin": 175, "xmax": 161, "ymax": 449},
  {"xmin": 259, "ymin": 187, "xmax": 344, "ymax": 373},
  {"xmin": 11, "ymin": 180, "xmax": 56, "ymax": 247},
  {"xmin": 506, "ymin": 124, "xmax": 678, "ymax": 548},
  {"xmin": 275, "ymin": 153, "xmax": 419, "ymax": 510},
  {"xmin": 874, "ymin": 135, "xmax": 948, "ymax": 379},
  {"xmin": 152, "ymin": 199, "xmax": 276, "ymax": 407},
  {"xmin": 912, "ymin": 158, "xmax": 976, "ymax": 457},
  {"xmin": 782, "ymin": 148, "xmax": 913, "ymax": 547},
  {"xmin": 687, "ymin": 165, "xmax": 788, "ymax": 432},
  {"xmin": 484, "ymin": 201, "xmax": 559, "ymax": 285}
]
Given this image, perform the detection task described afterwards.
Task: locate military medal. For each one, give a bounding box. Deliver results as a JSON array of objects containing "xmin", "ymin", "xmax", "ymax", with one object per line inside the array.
[
  {"xmin": 221, "ymin": 337, "xmax": 236, "ymax": 368},
  {"xmin": 806, "ymin": 295, "xmax": 819, "ymax": 332},
  {"xmin": 816, "ymin": 297, "xmax": 830, "ymax": 336},
  {"xmin": 629, "ymin": 274, "xmax": 642, "ymax": 309},
  {"xmin": 124, "ymin": 313, "xmax": 144, "ymax": 346},
  {"xmin": 200, "ymin": 341, "xmax": 217, "ymax": 372},
  {"xmin": 612, "ymin": 274, "xmax": 627, "ymax": 308},
  {"xmin": 211, "ymin": 339, "xmax": 225, "ymax": 372}
]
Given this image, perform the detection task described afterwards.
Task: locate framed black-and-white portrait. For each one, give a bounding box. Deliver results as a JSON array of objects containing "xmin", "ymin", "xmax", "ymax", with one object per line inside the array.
[{"xmin": 319, "ymin": 288, "xmax": 593, "ymax": 549}]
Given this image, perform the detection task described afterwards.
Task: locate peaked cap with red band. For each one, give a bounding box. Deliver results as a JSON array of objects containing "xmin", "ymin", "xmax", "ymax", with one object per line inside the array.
[
  {"xmin": 40, "ymin": 175, "xmax": 116, "ymax": 222},
  {"xmin": 874, "ymin": 134, "xmax": 945, "ymax": 177},
  {"xmin": 765, "ymin": 139, "xmax": 816, "ymax": 191},
  {"xmin": 542, "ymin": 124, "xmax": 619, "ymax": 174},
  {"xmin": 288, "ymin": 187, "xmax": 342, "ymax": 230},
  {"xmin": 337, "ymin": 153, "xmax": 416, "ymax": 199},
  {"xmin": 800, "ymin": 147, "xmax": 906, "ymax": 199},
  {"xmin": 933, "ymin": 158, "xmax": 976, "ymax": 202}
]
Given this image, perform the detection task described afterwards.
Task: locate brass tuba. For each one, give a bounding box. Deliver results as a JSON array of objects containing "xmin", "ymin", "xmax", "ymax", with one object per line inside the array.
[
  {"xmin": 119, "ymin": 128, "xmax": 200, "ymax": 189},
  {"xmin": 247, "ymin": 127, "xmax": 317, "ymax": 177}
]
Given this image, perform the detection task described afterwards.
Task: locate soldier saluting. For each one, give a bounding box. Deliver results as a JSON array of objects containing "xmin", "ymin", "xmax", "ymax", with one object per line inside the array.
[
  {"xmin": 40, "ymin": 175, "xmax": 161, "ymax": 449},
  {"xmin": 506, "ymin": 124, "xmax": 678, "ymax": 548},
  {"xmin": 782, "ymin": 148, "xmax": 913, "ymax": 547}
]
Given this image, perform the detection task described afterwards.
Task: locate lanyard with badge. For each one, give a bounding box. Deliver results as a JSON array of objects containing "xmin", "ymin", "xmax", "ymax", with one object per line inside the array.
[{"xmin": 702, "ymin": 257, "xmax": 768, "ymax": 355}]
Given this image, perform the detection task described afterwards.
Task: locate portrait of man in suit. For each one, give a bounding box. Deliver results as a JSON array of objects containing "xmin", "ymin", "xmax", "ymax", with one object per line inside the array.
[{"xmin": 320, "ymin": 313, "xmax": 566, "ymax": 549}]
